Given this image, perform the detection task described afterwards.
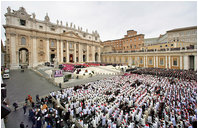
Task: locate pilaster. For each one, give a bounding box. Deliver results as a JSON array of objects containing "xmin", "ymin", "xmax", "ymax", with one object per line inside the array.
[
  {"xmin": 74, "ymin": 42, "xmax": 76, "ymax": 63},
  {"xmin": 180, "ymin": 56, "xmax": 183, "ymax": 69},
  {"xmin": 87, "ymin": 45, "xmax": 89, "ymax": 62},
  {"xmin": 194, "ymin": 55, "xmax": 197, "ymax": 71},
  {"xmin": 184, "ymin": 55, "xmax": 189, "ymax": 70},
  {"xmin": 66, "ymin": 41, "xmax": 69, "ymax": 63},
  {"xmin": 46, "ymin": 39, "xmax": 50, "ymax": 62},
  {"xmin": 60, "ymin": 40, "xmax": 63, "ymax": 63},
  {"xmin": 57, "ymin": 40, "xmax": 60, "ymax": 62},
  {"xmin": 92, "ymin": 46, "xmax": 95, "ymax": 62},
  {"xmin": 32, "ymin": 37, "xmax": 37, "ymax": 67}
]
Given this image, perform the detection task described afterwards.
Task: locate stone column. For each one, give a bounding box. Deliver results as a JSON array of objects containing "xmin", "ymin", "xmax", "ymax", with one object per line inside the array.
[
  {"xmin": 98, "ymin": 47, "xmax": 101, "ymax": 62},
  {"xmin": 156, "ymin": 56, "xmax": 158, "ymax": 68},
  {"xmin": 154, "ymin": 56, "xmax": 156, "ymax": 68},
  {"xmin": 86, "ymin": 45, "xmax": 89, "ymax": 62},
  {"xmin": 169, "ymin": 56, "xmax": 171, "ymax": 69},
  {"xmin": 32, "ymin": 37, "xmax": 37, "ymax": 67},
  {"xmin": 79, "ymin": 43, "xmax": 83, "ymax": 62},
  {"xmin": 166, "ymin": 56, "xmax": 168, "ymax": 68},
  {"xmin": 145, "ymin": 56, "xmax": 147, "ymax": 67},
  {"xmin": 57, "ymin": 40, "xmax": 60, "ymax": 62},
  {"xmin": 60, "ymin": 40, "xmax": 63, "ymax": 63},
  {"xmin": 128, "ymin": 56, "xmax": 131, "ymax": 66},
  {"xmin": 184, "ymin": 55, "xmax": 189, "ymax": 70},
  {"xmin": 66, "ymin": 41, "xmax": 69, "ymax": 63},
  {"xmin": 46, "ymin": 39, "xmax": 50, "ymax": 62},
  {"xmin": 194, "ymin": 55, "xmax": 197, "ymax": 71},
  {"xmin": 180, "ymin": 56, "xmax": 183, "ymax": 69},
  {"xmin": 92, "ymin": 46, "xmax": 95, "ymax": 62},
  {"xmin": 10, "ymin": 34, "xmax": 19, "ymax": 69},
  {"xmin": 74, "ymin": 42, "xmax": 76, "ymax": 63}
]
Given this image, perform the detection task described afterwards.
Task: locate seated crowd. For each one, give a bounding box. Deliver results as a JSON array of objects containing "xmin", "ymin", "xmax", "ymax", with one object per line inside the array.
[
  {"xmin": 27, "ymin": 69, "xmax": 197, "ymax": 128},
  {"xmin": 133, "ymin": 68, "xmax": 197, "ymax": 81}
]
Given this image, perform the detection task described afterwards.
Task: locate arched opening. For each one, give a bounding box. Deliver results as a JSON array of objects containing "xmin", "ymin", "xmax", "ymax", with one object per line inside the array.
[
  {"xmin": 83, "ymin": 55, "xmax": 86, "ymax": 62},
  {"xmin": 95, "ymin": 52, "xmax": 98, "ymax": 62},
  {"xmin": 19, "ymin": 48, "xmax": 29, "ymax": 66},
  {"xmin": 50, "ymin": 54, "xmax": 55, "ymax": 63},
  {"xmin": 69, "ymin": 54, "xmax": 73, "ymax": 62}
]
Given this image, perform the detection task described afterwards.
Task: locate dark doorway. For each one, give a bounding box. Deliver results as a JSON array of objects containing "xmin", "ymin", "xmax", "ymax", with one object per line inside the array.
[
  {"xmin": 51, "ymin": 54, "xmax": 55, "ymax": 63},
  {"xmin": 83, "ymin": 55, "xmax": 86, "ymax": 62},
  {"xmin": 95, "ymin": 53, "xmax": 98, "ymax": 62},
  {"xmin": 19, "ymin": 48, "xmax": 29, "ymax": 66},
  {"xmin": 76, "ymin": 57, "xmax": 78, "ymax": 62},
  {"xmin": 189, "ymin": 55, "xmax": 194, "ymax": 70},
  {"xmin": 63, "ymin": 57, "xmax": 66, "ymax": 62},
  {"xmin": 69, "ymin": 54, "xmax": 73, "ymax": 62}
]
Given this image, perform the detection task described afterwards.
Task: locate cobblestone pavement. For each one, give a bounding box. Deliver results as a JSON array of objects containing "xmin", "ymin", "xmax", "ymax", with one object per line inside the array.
[
  {"xmin": 3, "ymin": 69, "xmax": 60, "ymax": 128},
  {"xmin": 3, "ymin": 69, "xmax": 116, "ymax": 128}
]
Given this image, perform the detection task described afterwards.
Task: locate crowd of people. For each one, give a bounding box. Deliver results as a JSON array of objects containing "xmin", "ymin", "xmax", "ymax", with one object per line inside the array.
[
  {"xmin": 133, "ymin": 68, "xmax": 197, "ymax": 81},
  {"xmin": 17, "ymin": 94, "xmax": 74, "ymax": 128},
  {"xmin": 14, "ymin": 67, "xmax": 197, "ymax": 128},
  {"xmin": 48, "ymin": 73, "xmax": 197, "ymax": 128}
]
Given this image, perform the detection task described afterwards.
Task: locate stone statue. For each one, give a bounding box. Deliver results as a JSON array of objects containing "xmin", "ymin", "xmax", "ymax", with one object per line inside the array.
[
  {"xmin": 60, "ymin": 21, "xmax": 62, "ymax": 26},
  {"xmin": 86, "ymin": 29, "xmax": 88, "ymax": 33},
  {"xmin": 32, "ymin": 13, "xmax": 36, "ymax": 19},
  {"xmin": 7, "ymin": 6, "xmax": 11, "ymax": 14},
  {"xmin": 74, "ymin": 24, "xmax": 76, "ymax": 29},
  {"xmin": 70, "ymin": 22, "xmax": 73, "ymax": 28},
  {"xmin": 66, "ymin": 22, "xmax": 68, "ymax": 27},
  {"xmin": 45, "ymin": 13, "xmax": 50, "ymax": 22},
  {"xmin": 57, "ymin": 20, "xmax": 59, "ymax": 25}
]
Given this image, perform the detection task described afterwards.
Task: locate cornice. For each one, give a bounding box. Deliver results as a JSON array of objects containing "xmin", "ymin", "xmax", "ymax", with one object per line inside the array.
[{"xmin": 4, "ymin": 24, "xmax": 100, "ymax": 45}]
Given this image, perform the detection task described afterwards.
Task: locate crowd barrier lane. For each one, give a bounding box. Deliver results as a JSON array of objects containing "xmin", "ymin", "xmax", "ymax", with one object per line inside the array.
[{"xmin": 51, "ymin": 96, "xmax": 83, "ymax": 128}]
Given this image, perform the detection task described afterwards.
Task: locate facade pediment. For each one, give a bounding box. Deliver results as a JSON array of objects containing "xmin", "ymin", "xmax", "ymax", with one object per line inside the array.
[
  {"xmin": 62, "ymin": 31, "xmax": 82, "ymax": 39},
  {"xmin": 12, "ymin": 7, "xmax": 31, "ymax": 20}
]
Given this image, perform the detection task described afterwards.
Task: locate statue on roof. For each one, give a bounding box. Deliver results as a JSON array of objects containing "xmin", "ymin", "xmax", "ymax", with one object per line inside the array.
[
  {"xmin": 44, "ymin": 13, "xmax": 50, "ymax": 22},
  {"xmin": 7, "ymin": 6, "xmax": 11, "ymax": 14},
  {"xmin": 32, "ymin": 13, "xmax": 36, "ymax": 19},
  {"xmin": 70, "ymin": 22, "xmax": 73, "ymax": 28},
  {"xmin": 66, "ymin": 22, "xmax": 68, "ymax": 27},
  {"xmin": 60, "ymin": 21, "xmax": 62, "ymax": 26}
]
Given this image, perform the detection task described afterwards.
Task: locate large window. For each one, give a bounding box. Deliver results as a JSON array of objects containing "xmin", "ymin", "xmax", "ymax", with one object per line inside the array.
[
  {"xmin": 160, "ymin": 58, "xmax": 164, "ymax": 66},
  {"xmin": 173, "ymin": 59, "xmax": 178, "ymax": 66},
  {"xmin": 20, "ymin": 19, "xmax": 26, "ymax": 26},
  {"xmin": 149, "ymin": 59, "xmax": 152, "ymax": 65},
  {"xmin": 69, "ymin": 43, "xmax": 73, "ymax": 49},
  {"xmin": 132, "ymin": 59, "xmax": 135, "ymax": 65},
  {"xmin": 51, "ymin": 41, "xmax": 54, "ymax": 47},
  {"xmin": 140, "ymin": 59, "xmax": 143, "ymax": 64},
  {"xmin": 21, "ymin": 37, "xmax": 26, "ymax": 45}
]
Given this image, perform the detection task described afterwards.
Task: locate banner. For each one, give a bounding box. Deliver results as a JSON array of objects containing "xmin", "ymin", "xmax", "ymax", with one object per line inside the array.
[{"xmin": 54, "ymin": 70, "xmax": 63, "ymax": 77}]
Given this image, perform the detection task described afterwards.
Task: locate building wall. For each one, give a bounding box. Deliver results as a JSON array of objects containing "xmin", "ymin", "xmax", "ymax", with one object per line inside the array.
[
  {"xmin": 4, "ymin": 7, "xmax": 102, "ymax": 69},
  {"xmin": 102, "ymin": 30, "xmax": 144, "ymax": 52},
  {"xmin": 167, "ymin": 27, "xmax": 197, "ymax": 43},
  {"xmin": 101, "ymin": 48, "xmax": 197, "ymax": 71},
  {"xmin": 141, "ymin": 41, "xmax": 196, "ymax": 51}
]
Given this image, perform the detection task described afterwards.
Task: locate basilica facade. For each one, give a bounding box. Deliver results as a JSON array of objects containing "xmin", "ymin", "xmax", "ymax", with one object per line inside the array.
[{"xmin": 3, "ymin": 7, "xmax": 102, "ymax": 69}]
